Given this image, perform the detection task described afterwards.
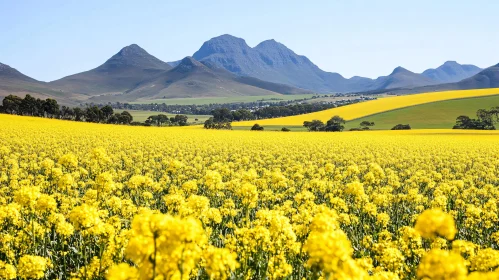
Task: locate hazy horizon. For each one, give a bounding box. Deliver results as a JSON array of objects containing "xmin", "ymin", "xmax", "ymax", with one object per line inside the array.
[{"xmin": 1, "ymin": 0, "xmax": 498, "ymax": 82}]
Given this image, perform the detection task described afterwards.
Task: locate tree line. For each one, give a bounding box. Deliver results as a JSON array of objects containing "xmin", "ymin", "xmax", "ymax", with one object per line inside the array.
[
  {"xmin": 206, "ymin": 105, "xmax": 362, "ymax": 123},
  {"xmin": 106, "ymin": 98, "xmax": 364, "ymax": 119},
  {"xmin": 107, "ymin": 94, "xmax": 350, "ymax": 115},
  {"xmin": 453, "ymin": 107, "xmax": 499, "ymax": 130},
  {"xmin": 302, "ymin": 117, "xmax": 411, "ymax": 131},
  {"xmin": 144, "ymin": 114, "xmax": 188, "ymax": 126},
  {"xmin": 0, "ymin": 94, "xmax": 134, "ymax": 124},
  {"xmin": 203, "ymin": 109, "xmax": 233, "ymax": 130},
  {"xmin": 303, "ymin": 116, "xmax": 347, "ymax": 132}
]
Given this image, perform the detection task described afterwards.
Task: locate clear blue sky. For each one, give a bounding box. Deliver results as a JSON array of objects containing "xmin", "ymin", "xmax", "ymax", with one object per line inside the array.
[{"xmin": 1, "ymin": 0, "xmax": 498, "ymax": 82}]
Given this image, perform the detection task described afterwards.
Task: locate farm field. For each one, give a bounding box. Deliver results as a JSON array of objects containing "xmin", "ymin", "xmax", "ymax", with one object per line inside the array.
[
  {"xmin": 234, "ymin": 94, "xmax": 499, "ymax": 131},
  {"xmin": 114, "ymin": 110, "xmax": 211, "ymax": 124},
  {"xmin": 233, "ymin": 88, "xmax": 499, "ymax": 126},
  {"xmin": 130, "ymin": 94, "xmax": 316, "ymax": 105},
  {"xmin": 1, "ymin": 113, "xmax": 499, "ymax": 279},
  {"xmin": 346, "ymin": 94, "xmax": 499, "ymax": 130}
]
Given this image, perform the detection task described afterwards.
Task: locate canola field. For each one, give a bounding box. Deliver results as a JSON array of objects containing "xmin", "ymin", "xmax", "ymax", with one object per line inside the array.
[
  {"xmin": 1, "ymin": 114, "xmax": 499, "ymax": 279},
  {"xmin": 233, "ymin": 88, "xmax": 499, "ymax": 126}
]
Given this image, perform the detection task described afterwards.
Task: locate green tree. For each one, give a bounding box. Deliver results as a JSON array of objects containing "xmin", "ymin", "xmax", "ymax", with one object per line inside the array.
[
  {"xmin": 303, "ymin": 120, "xmax": 325, "ymax": 131},
  {"xmin": 43, "ymin": 99, "xmax": 60, "ymax": 118},
  {"xmin": 232, "ymin": 109, "xmax": 254, "ymax": 121},
  {"xmin": 61, "ymin": 106, "xmax": 75, "ymax": 120},
  {"xmin": 85, "ymin": 106, "xmax": 104, "ymax": 123},
  {"xmin": 174, "ymin": 115, "xmax": 188, "ymax": 126},
  {"xmin": 324, "ymin": 115, "xmax": 346, "ymax": 132},
  {"xmin": 204, "ymin": 117, "xmax": 232, "ymax": 130},
  {"xmin": 107, "ymin": 113, "xmax": 120, "ymax": 124},
  {"xmin": 453, "ymin": 115, "xmax": 494, "ymax": 130},
  {"xmin": 20, "ymin": 94, "xmax": 37, "ymax": 116},
  {"xmin": 101, "ymin": 105, "xmax": 114, "ymax": 120},
  {"xmin": 359, "ymin": 121, "xmax": 375, "ymax": 130},
  {"xmin": 212, "ymin": 108, "xmax": 233, "ymax": 122},
  {"xmin": 118, "ymin": 111, "xmax": 133, "ymax": 124},
  {"xmin": 2, "ymin": 95, "xmax": 23, "ymax": 114},
  {"xmin": 73, "ymin": 107, "xmax": 85, "ymax": 121},
  {"xmin": 251, "ymin": 124, "xmax": 264, "ymax": 131}
]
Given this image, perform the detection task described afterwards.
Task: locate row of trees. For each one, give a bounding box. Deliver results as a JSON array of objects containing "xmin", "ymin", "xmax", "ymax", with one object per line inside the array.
[
  {"xmin": 144, "ymin": 114, "xmax": 189, "ymax": 126},
  {"xmin": 302, "ymin": 117, "xmax": 411, "ymax": 131},
  {"xmin": 0, "ymin": 94, "xmax": 133, "ymax": 124},
  {"xmin": 203, "ymin": 117, "xmax": 232, "ymax": 130},
  {"xmin": 108, "ymin": 99, "xmax": 360, "ymax": 122},
  {"xmin": 209, "ymin": 103, "xmax": 360, "ymax": 122},
  {"xmin": 204, "ymin": 109, "xmax": 235, "ymax": 130},
  {"xmin": 453, "ymin": 107, "xmax": 499, "ymax": 130},
  {"xmin": 303, "ymin": 116, "xmax": 347, "ymax": 132},
  {"xmin": 1, "ymin": 94, "xmax": 61, "ymax": 117},
  {"xmin": 108, "ymin": 94, "xmax": 348, "ymax": 115}
]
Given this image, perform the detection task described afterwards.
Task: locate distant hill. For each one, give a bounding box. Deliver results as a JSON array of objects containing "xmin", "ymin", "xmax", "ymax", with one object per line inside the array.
[
  {"xmin": 422, "ymin": 61, "xmax": 482, "ymax": 83},
  {"xmin": 456, "ymin": 63, "xmax": 499, "ymax": 89},
  {"xmin": 0, "ymin": 62, "xmax": 38, "ymax": 83},
  {"xmin": 368, "ymin": 67, "xmax": 439, "ymax": 90},
  {"xmin": 49, "ymin": 44, "xmax": 172, "ymax": 95},
  {"xmin": 376, "ymin": 63, "xmax": 499, "ymax": 96},
  {"xmin": 89, "ymin": 57, "xmax": 312, "ymax": 102},
  {"xmin": 0, "ymin": 62, "xmax": 85, "ymax": 104}
]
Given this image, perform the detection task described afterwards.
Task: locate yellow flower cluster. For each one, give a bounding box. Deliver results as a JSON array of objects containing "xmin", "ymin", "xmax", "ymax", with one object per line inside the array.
[
  {"xmin": 415, "ymin": 209, "xmax": 457, "ymax": 240},
  {"xmin": 0, "ymin": 114, "xmax": 499, "ymax": 279}
]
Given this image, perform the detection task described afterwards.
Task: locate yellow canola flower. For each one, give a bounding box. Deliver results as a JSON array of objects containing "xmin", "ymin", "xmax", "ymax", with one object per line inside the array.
[
  {"xmin": 68, "ymin": 204, "xmax": 104, "ymax": 235},
  {"xmin": 417, "ymin": 249, "xmax": 467, "ymax": 280},
  {"xmin": 106, "ymin": 263, "xmax": 139, "ymax": 280},
  {"xmin": 303, "ymin": 213, "xmax": 367, "ymax": 278},
  {"xmin": 1, "ymin": 113, "xmax": 499, "ymax": 279},
  {"xmin": 202, "ymin": 246, "xmax": 239, "ymax": 280},
  {"xmin": 17, "ymin": 255, "xmax": 51, "ymax": 280},
  {"xmin": 415, "ymin": 209, "xmax": 457, "ymax": 240},
  {"xmin": 303, "ymin": 229, "xmax": 355, "ymax": 274},
  {"xmin": 469, "ymin": 248, "xmax": 499, "ymax": 272},
  {"xmin": 58, "ymin": 153, "xmax": 78, "ymax": 170},
  {"xmin": 0, "ymin": 260, "xmax": 16, "ymax": 279},
  {"xmin": 467, "ymin": 270, "xmax": 499, "ymax": 280},
  {"xmin": 125, "ymin": 212, "xmax": 207, "ymax": 280},
  {"xmin": 13, "ymin": 185, "xmax": 41, "ymax": 210}
]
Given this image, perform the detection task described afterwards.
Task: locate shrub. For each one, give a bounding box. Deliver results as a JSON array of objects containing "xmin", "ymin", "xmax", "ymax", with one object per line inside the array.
[
  {"xmin": 359, "ymin": 121, "xmax": 375, "ymax": 130},
  {"xmin": 251, "ymin": 124, "xmax": 264, "ymax": 131},
  {"xmin": 391, "ymin": 124, "xmax": 411, "ymax": 130}
]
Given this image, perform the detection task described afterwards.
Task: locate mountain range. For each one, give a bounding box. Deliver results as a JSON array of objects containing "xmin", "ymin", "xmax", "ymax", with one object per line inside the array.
[
  {"xmin": 0, "ymin": 34, "xmax": 496, "ymax": 104},
  {"xmin": 88, "ymin": 56, "xmax": 312, "ymax": 103},
  {"xmin": 385, "ymin": 63, "xmax": 499, "ymax": 95},
  {"xmin": 186, "ymin": 34, "xmax": 484, "ymax": 92}
]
